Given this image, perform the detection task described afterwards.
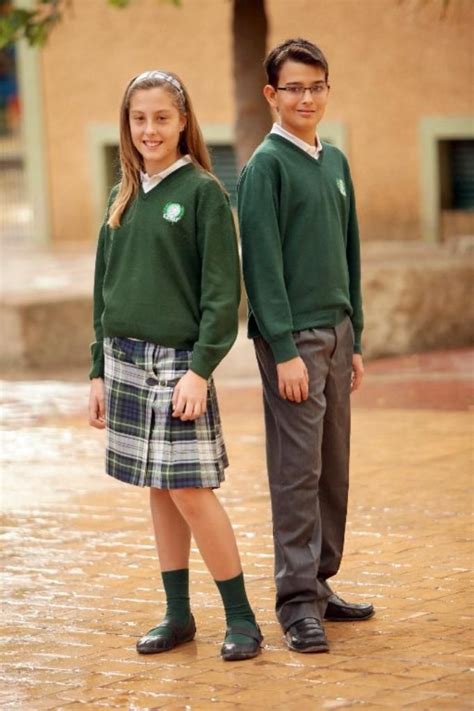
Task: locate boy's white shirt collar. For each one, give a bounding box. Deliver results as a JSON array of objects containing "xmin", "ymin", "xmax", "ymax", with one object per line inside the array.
[
  {"xmin": 271, "ymin": 123, "xmax": 322, "ymax": 159},
  {"xmin": 141, "ymin": 154, "xmax": 191, "ymax": 193}
]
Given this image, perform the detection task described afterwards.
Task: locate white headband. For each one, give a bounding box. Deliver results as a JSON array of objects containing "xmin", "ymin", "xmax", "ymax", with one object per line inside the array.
[{"xmin": 131, "ymin": 70, "xmax": 185, "ymax": 100}]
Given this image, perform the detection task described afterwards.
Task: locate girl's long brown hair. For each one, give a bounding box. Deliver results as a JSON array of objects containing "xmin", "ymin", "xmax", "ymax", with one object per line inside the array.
[{"xmin": 108, "ymin": 71, "xmax": 212, "ymax": 228}]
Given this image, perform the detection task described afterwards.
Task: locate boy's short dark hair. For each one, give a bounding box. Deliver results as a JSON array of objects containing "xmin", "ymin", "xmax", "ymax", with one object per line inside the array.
[{"xmin": 264, "ymin": 38, "xmax": 329, "ymax": 88}]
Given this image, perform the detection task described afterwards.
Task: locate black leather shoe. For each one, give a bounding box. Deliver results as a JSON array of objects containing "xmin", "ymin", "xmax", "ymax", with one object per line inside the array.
[
  {"xmin": 285, "ymin": 617, "xmax": 329, "ymax": 653},
  {"xmin": 136, "ymin": 615, "xmax": 196, "ymax": 654},
  {"xmin": 221, "ymin": 623, "xmax": 264, "ymax": 661},
  {"xmin": 324, "ymin": 593, "xmax": 375, "ymax": 622}
]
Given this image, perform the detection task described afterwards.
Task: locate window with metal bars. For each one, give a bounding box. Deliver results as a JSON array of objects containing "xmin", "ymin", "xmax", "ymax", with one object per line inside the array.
[
  {"xmin": 440, "ymin": 139, "xmax": 474, "ymax": 211},
  {"xmin": 208, "ymin": 144, "xmax": 238, "ymax": 207}
]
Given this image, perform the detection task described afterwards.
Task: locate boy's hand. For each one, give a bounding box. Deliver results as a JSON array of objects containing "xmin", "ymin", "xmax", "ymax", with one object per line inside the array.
[
  {"xmin": 276, "ymin": 356, "xmax": 309, "ymax": 403},
  {"xmin": 89, "ymin": 377, "xmax": 106, "ymax": 429},
  {"xmin": 172, "ymin": 370, "xmax": 208, "ymax": 421},
  {"xmin": 351, "ymin": 354, "xmax": 364, "ymax": 392}
]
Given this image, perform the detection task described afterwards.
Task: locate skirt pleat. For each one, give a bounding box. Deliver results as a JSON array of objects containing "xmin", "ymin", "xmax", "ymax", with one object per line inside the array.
[{"xmin": 103, "ymin": 337, "xmax": 228, "ymax": 489}]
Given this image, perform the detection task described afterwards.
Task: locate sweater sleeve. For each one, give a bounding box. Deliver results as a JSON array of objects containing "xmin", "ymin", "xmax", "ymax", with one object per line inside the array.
[
  {"xmin": 191, "ymin": 180, "xmax": 241, "ymax": 380},
  {"xmin": 346, "ymin": 173, "xmax": 364, "ymax": 354},
  {"xmin": 237, "ymin": 160, "xmax": 298, "ymax": 363},
  {"xmin": 89, "ymin": 221, "xmax": 107, "ymax": 379}
]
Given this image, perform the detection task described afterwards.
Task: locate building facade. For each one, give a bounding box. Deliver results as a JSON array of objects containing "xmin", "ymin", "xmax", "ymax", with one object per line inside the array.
[{"xmin": 14, "ymin": 0, "xmax": 474, "ymax": 244}]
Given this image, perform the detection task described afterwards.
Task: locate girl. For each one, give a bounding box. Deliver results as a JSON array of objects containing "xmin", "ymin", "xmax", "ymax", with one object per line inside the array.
[{"xmin": 88, "ymin": 70, "xmax": 262, "ymax": 661}]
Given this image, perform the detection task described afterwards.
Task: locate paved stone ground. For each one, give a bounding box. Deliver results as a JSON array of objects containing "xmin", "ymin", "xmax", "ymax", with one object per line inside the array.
[{"xmin": 1, "ymin": 349, "xmax": 473, "ymax": 710}]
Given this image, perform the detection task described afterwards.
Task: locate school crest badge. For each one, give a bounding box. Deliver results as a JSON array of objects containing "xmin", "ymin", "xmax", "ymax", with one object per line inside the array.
[
  {"xmin": 163, "ymin": 202, "xmax": 185, "ymax": 223},
  {"xmin": 337, "ymin": 179, "xmax": 347, "ymax": 197}
]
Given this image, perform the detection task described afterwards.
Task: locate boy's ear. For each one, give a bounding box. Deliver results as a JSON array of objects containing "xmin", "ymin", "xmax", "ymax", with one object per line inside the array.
[{"xmin": 263, "ymin": 84, "xmax": 278, "ymax": 110}]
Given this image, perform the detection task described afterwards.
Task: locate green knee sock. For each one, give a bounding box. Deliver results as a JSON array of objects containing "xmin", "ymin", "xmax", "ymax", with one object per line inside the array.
[
  {"xmin": 215, "ymin": 572, "xmax": 257, "ymax": 644},
  {"xmin": 162, "ymin": 568, "xmax": 191, "ymax": 626}
]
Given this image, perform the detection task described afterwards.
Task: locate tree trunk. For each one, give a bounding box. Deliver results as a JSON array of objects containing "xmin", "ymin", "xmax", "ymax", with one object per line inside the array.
[{"xmin": 232, "ymin": 0, "xmax": 271, "ymax": 169}]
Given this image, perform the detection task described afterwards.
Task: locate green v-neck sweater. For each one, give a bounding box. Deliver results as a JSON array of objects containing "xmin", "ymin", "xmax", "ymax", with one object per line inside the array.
[
  {"xmin": 237, "ymin": 133, "xmax": 363, "ymax": 361},
  {"xmin": 90, "ymin": 163, "xmax": 240, "ymax": 380}
]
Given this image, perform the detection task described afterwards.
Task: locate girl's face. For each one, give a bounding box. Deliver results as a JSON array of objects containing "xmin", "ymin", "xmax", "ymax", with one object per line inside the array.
[{"xmin": 129, "ymin": 86, "xmax": 186, "ymax": 176}]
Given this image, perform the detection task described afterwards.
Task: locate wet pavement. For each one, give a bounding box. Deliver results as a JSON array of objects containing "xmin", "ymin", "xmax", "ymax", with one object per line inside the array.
[{"xmin": 1, "ymin": 348, "xmax": 473, "ymax": 710}]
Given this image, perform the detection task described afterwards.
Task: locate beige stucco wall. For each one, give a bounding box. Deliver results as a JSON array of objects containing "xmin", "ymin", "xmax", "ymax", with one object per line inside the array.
[{"xmin": 38, "ymin": 0, "xmax": 473, "ymax": 243}]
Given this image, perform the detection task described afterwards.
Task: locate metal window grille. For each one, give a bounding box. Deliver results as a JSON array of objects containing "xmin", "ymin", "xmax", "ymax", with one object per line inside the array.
[{"xmin": 208, "ymin": 144, "xmax": 238, "ymax": 207}]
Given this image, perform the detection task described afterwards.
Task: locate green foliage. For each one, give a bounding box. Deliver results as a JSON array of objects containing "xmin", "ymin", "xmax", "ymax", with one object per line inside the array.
[
  {"xmin": 0, "ymin": 0, "xmax": 181, "ymax": 49},
  {"xmin": 1, "ymin": 10, "xmax": 50, "ymax": 48},
  {"xmin": 0, "ymin": 0, "xmax": 67, "ymax": 48}
]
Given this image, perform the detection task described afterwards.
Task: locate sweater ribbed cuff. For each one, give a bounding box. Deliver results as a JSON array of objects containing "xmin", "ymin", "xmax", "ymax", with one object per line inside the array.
[
  {"xmin": 269, "ymin": 333, "xmax": 299, "ymax": 364},
  {"xmin": 89, "ymin": 341, "xmax": 104, "ymax": 380},
  {"xmin": 190, "ymin": 352, "xmax": 212, "ymax": 381},
  {"xmin": 353, "ymin": 329, "xmax": 363, "ymax": 355}
]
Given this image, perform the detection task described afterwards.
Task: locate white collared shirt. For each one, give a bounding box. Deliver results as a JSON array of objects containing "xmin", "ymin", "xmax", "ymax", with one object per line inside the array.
[
  {"xmin": 271, "ymin": 123, "xmax": 322, "ymax": 159},
  {"xmin": 140, "ymin": 154, "xmax": 192, "ymax": 193}
]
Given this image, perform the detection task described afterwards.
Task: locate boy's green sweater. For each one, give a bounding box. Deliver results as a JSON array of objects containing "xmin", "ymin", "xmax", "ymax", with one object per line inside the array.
[
  {"xmin": 90, "ymin": 163, "xmax": 240, "ymax": 380},
  {"xmin": 238, "ymin": 133, "xmax": 363, "ymax": 361}
]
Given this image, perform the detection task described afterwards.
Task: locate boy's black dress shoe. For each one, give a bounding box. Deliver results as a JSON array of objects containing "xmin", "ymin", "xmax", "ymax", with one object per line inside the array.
[
  {"xmin": 221, "ymin": 623, "xmax": 264, "ymax": 661},
  {"xmin": 285, "ymin": 617, "xmax": 329, "ymax": 653},
  {"xmin": 136, "ymin": 615, "xmax": 196, "ymax": 654},
  {"xmin": 324, "ymin": 593, "xmax": 375, "ymax": 621}
]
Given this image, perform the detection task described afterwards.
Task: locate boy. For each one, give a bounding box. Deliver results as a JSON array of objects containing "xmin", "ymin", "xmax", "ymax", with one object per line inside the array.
[{"xmin": 238, "ymin": 38, "xmax": 374, "ymax": 653}]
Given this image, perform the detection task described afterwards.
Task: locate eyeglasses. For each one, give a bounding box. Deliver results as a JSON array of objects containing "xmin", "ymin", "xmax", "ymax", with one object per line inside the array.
[{"xmin": 277, "ymin": 84, "xmax": 328, "ymax": 97}]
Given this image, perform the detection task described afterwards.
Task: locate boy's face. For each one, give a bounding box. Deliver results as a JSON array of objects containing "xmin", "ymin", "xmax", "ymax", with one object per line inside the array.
[{"xmin": 263, "ymin": 60, "xmax": 329, "ymax": 142}]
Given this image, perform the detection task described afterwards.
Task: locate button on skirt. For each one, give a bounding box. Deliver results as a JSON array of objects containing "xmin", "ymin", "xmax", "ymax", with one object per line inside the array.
[{"xmin": 103, "ymin": 337, "xmax": 228, "ymax": 489}]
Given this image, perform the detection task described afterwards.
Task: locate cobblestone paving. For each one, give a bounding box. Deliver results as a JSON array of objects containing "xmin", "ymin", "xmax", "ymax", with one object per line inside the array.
[{"xmin": 1, "ymin": 350, "xmax": 473, "ymax": 709}]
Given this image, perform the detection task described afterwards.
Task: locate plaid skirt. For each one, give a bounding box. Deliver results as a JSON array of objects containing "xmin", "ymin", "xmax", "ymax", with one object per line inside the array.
[{"xmin": 103, "ymin": 337, "xmax": 228, "ymax": 489}]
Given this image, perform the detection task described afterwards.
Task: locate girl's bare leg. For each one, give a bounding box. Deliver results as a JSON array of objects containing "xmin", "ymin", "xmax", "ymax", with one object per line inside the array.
[
  {"xmin": 168, "ymin": 488, "xmax": 242, "ymax": 580},
  {"xmin": 136, "ymin": 489, "xmax": 195, "ymax": 655},
  {"xmin": 149, "ymin": 488, "xmax": 191, "ymax": 569},
  {"xmin": 140, "ymin": 487, "xmax": 260, "ymax": 660}
]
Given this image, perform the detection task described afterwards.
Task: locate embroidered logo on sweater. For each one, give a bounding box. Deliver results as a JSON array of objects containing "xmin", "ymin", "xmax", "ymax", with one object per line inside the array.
[
  {"xmin": 163, "ymin": 202, "xmax": 185, "ymax": 223},
  {"xmin": 337, "ymin": 179, "xmax": 347, "ymax": 197}
]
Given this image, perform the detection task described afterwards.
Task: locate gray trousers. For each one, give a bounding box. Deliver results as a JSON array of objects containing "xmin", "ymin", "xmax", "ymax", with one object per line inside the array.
[{"xmin": 254, "ymin": 317, "xmax": 354, "ymax": 632}]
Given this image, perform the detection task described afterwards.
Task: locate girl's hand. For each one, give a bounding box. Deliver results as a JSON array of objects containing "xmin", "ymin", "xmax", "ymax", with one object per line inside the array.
[
  {"xmin": 172, "ymin": 370, "xmax": 208, "ymax": 421},
  {"xmin": 89, "ymin": 377, "xmax": 106, "ymax": 429},
  {"xmin": 351, "ymin": 354, "xmax": 364, "ymax": 392},
  {"xmin": 276, "ymin": 356, "xmax": 309, "ymax": 402}
]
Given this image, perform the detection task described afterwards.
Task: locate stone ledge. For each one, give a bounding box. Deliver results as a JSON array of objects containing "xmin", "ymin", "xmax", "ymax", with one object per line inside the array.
[
  {"xmin": 1, "ymin": 242, "xmax": 473, "ymax": 370},
  {"xmin": 1, "ymin": 297, "xmax": 92, "ymax": 369},
  {"xmin": 362, "ymin": 258, "xmax": 473, "ymax": 359}
]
